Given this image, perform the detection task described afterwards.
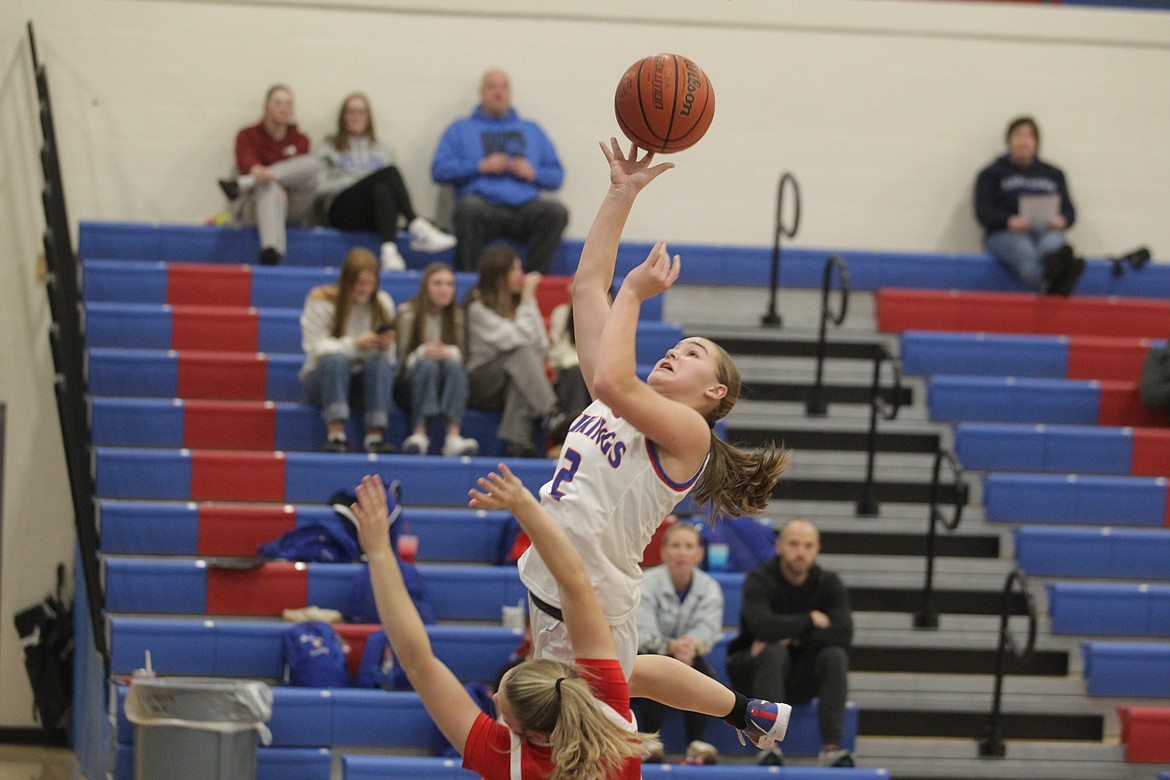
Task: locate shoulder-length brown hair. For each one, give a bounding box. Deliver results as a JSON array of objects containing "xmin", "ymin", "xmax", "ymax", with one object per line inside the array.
[
  {"xmin": 406, "ymin": 262, "xmax": 465, "ymax": 353},
  {"xmin": 331, "ymin": 92, "xmax": 377, "ymax": 153},
  {"xmin": 324, "ymin": 248, "xmax": 392, "ymax": 337},
  {"xmin": 691, "ymin": 340, "xmax": 790, "ymax": 520},
  {"xmin": 465, "ymin": 244, "xmax": 520, "ymax": 318}
]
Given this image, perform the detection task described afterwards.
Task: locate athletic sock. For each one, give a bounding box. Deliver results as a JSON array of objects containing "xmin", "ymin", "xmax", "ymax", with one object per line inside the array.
[{"xmin": 721, "ymin": 691, "xmax": 749, "ymax": 730}]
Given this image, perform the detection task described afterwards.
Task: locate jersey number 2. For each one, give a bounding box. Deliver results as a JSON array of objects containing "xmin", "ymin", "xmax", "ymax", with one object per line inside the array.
[{"xmin": 549, "ymin": 448, "xmax": 582, "ymax": 500}]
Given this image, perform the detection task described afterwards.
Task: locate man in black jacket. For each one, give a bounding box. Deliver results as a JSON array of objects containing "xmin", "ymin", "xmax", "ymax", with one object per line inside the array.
[{"xmin": 727, "ymin": 519, "xmax": 854, "ymax": 767}]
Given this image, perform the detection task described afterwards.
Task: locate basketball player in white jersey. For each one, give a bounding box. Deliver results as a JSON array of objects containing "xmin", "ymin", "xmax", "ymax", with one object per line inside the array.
[{"xmin": 517, "ymin": 138, "xmax": 792, "ymax": 750}]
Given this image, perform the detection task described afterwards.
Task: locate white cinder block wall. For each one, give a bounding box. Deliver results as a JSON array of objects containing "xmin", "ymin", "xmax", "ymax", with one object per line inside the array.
[{"xmin": 1, "ymin": 0, "xmax": 1168, "ymax": 729}]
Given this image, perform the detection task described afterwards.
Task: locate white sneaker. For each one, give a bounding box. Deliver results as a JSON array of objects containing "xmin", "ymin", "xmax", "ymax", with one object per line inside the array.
[
  {"xmin": 380, "ymin": 241, "xmax": 406, "ymax": 271},
  {"xmin": 442, "ymin": 433, "xmax": 479, "ymax": 457},
  {"xmin": 408, "ymin": 217, "xmax": 457, "ymax": 253},
  {"xmin": 402, "ymin": 432, "xmax": 430, "ymax": 455}
]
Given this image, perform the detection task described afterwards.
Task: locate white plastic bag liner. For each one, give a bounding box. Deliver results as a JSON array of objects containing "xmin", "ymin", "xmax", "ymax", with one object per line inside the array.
[{"xmin": 126, "ymin": 678, "xmax": 273, "ymax": 745}]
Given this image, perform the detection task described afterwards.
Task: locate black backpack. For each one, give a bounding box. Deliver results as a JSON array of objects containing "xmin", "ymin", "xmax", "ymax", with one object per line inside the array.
[{"xmin": 14, "ymin": 563, "xmax": 73, "ymax": 732}]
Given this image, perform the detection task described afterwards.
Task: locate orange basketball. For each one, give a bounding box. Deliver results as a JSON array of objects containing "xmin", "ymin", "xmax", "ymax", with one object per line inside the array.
[{"xmin": 614, "ymin": 54, "xmax": 715, "ymax": 154}]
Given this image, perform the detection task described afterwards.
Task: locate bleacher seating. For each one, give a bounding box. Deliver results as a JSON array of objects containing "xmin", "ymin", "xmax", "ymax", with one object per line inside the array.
[
  {"xmin": 1081, "ymin": 642, "xmax": 1170, "ymax": 697},
  {"xmin": 927, "ymin": 375, "xmax": 1168, "ymax": 428},
  {"xmin": 341, "ymin": 753, "xmax": 890, "ymax": 779},
  {"xmin": 104, "ymin": 558, "xmax": 747, "ymax": 627},
  {"xmin": 1118, "ymin": 706, "xmax": 1170, "ymax": 762},
  {"xmin": 955, "ymin": 423, "xmax": 1170, "ymax": 476},
  {"xmin": 99, "ymin": 501, "xmax": 512, "ymax": 561},
  {"xmin": 1013, "ymin": 526, "xmax": 1170, "ymax": 579},
  {"xmin": 79, "ymin": 220, "xmax": 1170, "ymax": 297},
  {"xmin": 901, "ymin": 331, "xmax": 1165, "ymax": 382},
  {"xmin": 95, "ymin": 449, "xmax": 560, "ymax": 503},
  {"xmin": 877, "ymin": 289, "xmax": 1170, "ymax": 337},
  {"xmin": 1047, "ymin": 583, "xmax": 1170, "ymax": 637},
  {"xmin": 82, "ymin": 258, "xmax": 664, "ymax": 322},
  {"xmin": 982, "ymin": 472, "xmax": 1169, "ymax": 526},
  {"xmin": 85, "ymin": 301, "xmax": 682, "ymax": 357},
  {"xmin": 79, "ymin": 220, "xmax": 1170, "ymax": 775}
]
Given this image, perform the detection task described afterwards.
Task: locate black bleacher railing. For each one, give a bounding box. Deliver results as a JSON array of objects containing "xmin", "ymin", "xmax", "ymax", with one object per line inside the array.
[
  {"xmin": 979, "ymin": 568, "xmax": 1037, "ymax": 759},
  {"xmin": 28, "ymin": 20, "xmax": 109, "ymax": 670},
  {"xmin": 805, "ymin": 254, "xmax": 851, "ymax": 417},
  {"xmin": 914, "ymin": 449, "xmax": 969, "ymax": 629},
  {"xmin": 760, "ymin": 171, "xmax": 800, "ymax": 327},
  {"xmin": 855, "ymin": 347, "xmax": 903, "ymax": 516}
]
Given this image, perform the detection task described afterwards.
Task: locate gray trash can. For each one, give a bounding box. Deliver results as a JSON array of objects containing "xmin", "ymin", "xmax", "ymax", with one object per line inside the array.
[{"xmin": 125, "ymin": 677, "xmax": 273, "ymax": 780}]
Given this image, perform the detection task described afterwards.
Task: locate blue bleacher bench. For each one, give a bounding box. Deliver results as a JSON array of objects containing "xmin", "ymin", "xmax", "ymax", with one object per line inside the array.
[
  {"xmin": 982, "ymin": 473, "xmax": 1168, "ymax": 526},
  {"xmin": 955, "ymin": 423, "xmax": 1136, "ymax": 476},
  {"xmin": 79, "ymin": 220, "xmax": 1170, "ymax": 298},
  {"xmin": 1013, "ymin": 526, "xmax": 1170, "ymax": 579},
  {"xmin": 1081, "ymin": 642, "xmax": 1170, "ymax": 698},
  {"xmin": 342, "ymin": 755, "xmax": 888, "ymax": 779},
  {"xmin": 1048, "ymin": 583, "xmax": 1170, "ymax": 638}
]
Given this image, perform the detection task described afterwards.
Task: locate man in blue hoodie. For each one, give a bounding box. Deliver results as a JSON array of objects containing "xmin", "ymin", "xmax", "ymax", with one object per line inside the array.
[
  {"xmin": 432, "ymin": 69, "xmax": 569, "ymax": 273},
  {"xmin": 974, "ymin": 116, "xmax": 1082, "ymax": 295}
]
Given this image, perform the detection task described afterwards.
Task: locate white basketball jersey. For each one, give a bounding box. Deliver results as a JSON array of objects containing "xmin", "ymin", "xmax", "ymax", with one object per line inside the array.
[{"xmin": 518, "ymin": 399, "xmax": 707, "ymax": 624}]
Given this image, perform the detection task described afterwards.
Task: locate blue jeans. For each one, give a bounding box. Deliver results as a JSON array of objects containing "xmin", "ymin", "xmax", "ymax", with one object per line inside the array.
[
  {"xmin": 404, "ymin": 358, "xmax": 469, "ymax": 428},
  {"xmin": 984, "ymin": 228, "xmax": 1067, "ymax": 291},
  {"xmin": 303, "ymin": 352, "xmax": 395, "ymax": 430}
]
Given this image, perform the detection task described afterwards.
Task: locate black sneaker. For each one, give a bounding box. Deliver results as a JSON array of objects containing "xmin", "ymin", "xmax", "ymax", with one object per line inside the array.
[
  {"xmin": 364, "ymin": 438, "xmax": 397, "ymax": 455},
  {"xmin": 818, "ymin": 748, "xmax": 856, "ymax": 768},
  {"xmin": 324, "ymin": 438, "xmax": 347, "ymax": 453},
  {"xmin": 1041, "ymin": 244, "xmax": 1073, "ymax": 292},
  {"xmin": 259, "ymin": 247, "xmax": 282, "ymax": 266},
  {"xmin": 756, "ymin": 745, "xmax": 783, "ymax": 766},
  {"xmin": 217, "ymin": 178, "xmax": 240, "ymax": 201},
  {"xmin": 1051, "ymin": 254, "xmax": 1085, "ymax": 296}
]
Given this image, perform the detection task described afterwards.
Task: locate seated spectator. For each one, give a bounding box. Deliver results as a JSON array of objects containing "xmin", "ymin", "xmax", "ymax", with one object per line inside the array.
[
  {"xmin": 219, "ymin": 84, "xmax": 324, "ymax": 265},
  {"xmin": 431, "ymin": 69, "xmax": 569, "ymax": 274},
  {"xmin": 316, "ymin": 92, "xmax": 455, "ymax": 272},
  {"xmin": 1139, "ymin": 337, "xmax": 1170, "ymax": 414},
  {"xmin": 465, "ymin": 245, "xmax": 559, "ymax": 458},
  {"xmin": 394, "ymin": 262, "xmax": 479, "ymax": 457},
  {"xmin": 299, "ymin": 248, "xmax": 398, "ymax": 453},
  {"xmin": 726, "ymin": 519, "xmax": 854, "ymax": 768},
  {"xmin": 546, "ymin": 301, "xmax": 593, "ymax": 452},
  {"xmin": 636, "ymin": 522, "xmax": 725, "ymax": 764},
  {"xmin": 974, "ymin": 116, "xmax": 1082, "ymax": 295}
]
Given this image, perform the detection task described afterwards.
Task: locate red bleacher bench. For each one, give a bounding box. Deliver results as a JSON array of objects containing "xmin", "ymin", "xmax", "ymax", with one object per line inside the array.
[{"xmin": 1119, "ymin": 706, "xmax": 1170, "ymax": 762}]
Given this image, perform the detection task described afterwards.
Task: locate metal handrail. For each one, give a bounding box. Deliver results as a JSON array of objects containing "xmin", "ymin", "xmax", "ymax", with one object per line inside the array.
[
  {"xmin": 29, "ymin": 20, "xmax": 109, "ymax": 670},
  {"xmin": 806, "ymin": 255, "xmax": 850, "ymax": 416},
  {"xmin": 855, "ymin": 347, "xmax": 902, "ymax": 516},
  {"xmin": 760, "ymin": 172, "xmax": 800, "ymax": 327},
  {"xmin": 914, "ymin": 449, "xmax": 970, "ymax": 629},
  {"xmin": 979, "ymin": 569, "xmax": 1037, "ymax": 758}
]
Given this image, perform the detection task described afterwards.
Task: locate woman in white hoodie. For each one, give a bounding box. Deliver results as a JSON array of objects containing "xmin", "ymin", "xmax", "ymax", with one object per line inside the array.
[{"xmin": 317, "ymin": 92, "xmax": 455, "ymax": 270}]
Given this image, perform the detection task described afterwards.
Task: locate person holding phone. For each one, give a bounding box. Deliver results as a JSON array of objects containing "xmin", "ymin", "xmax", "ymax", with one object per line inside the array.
[{"xmin": 300, "ymin": 247, "xmax": 400, "ymax": 453}]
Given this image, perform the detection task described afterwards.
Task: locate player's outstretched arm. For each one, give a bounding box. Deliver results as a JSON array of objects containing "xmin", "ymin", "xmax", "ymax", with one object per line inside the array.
[
  {"xmin": 469, "ymin": 464, "xmax": 615, "ymax": 660},
  {"xmin": 352, "ymin": 475, "xmax": 481, "ymax": 753},
  {"xmin": 573, "ymin": 139, "xmax": 673, "ymax": 398}
]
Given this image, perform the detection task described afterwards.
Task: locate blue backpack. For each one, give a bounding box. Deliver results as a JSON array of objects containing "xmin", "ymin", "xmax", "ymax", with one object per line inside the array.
[
  {"xmin": 282, "ymin": 621, "xmax": 350, "ymax": 688},
  {"xmin": 258, "ymin": 480, "xmax": 403, "ymax": 563},
  {"xmin": 354, "ymin": 630, "xmax": 410, "ymax": 690}
]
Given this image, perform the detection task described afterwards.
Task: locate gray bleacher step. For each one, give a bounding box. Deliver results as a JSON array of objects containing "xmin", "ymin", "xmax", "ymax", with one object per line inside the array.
[
  {"xmin": 755, "ymin": 500, "xmax": 988, "ymax": 526},
  {"xmin": 666, "ymin": 286, "xmax": 878, "ymax": 332},
  {"xmin": 735, "ymin": 398, "xmax": 933, "ymax": 423},
  {"xmin": 851, "ymin": 737, "xmax": 1163, "ymax": 780},
  {"xmin": 729, "ymin": 417, "xmax": 946, "ymax": 456}
]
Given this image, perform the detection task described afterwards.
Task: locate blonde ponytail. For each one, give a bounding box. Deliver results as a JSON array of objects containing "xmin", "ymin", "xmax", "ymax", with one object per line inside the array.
[{"xmin": 505, "ymin": 659, "xmax": 659, "ymax": 780}]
